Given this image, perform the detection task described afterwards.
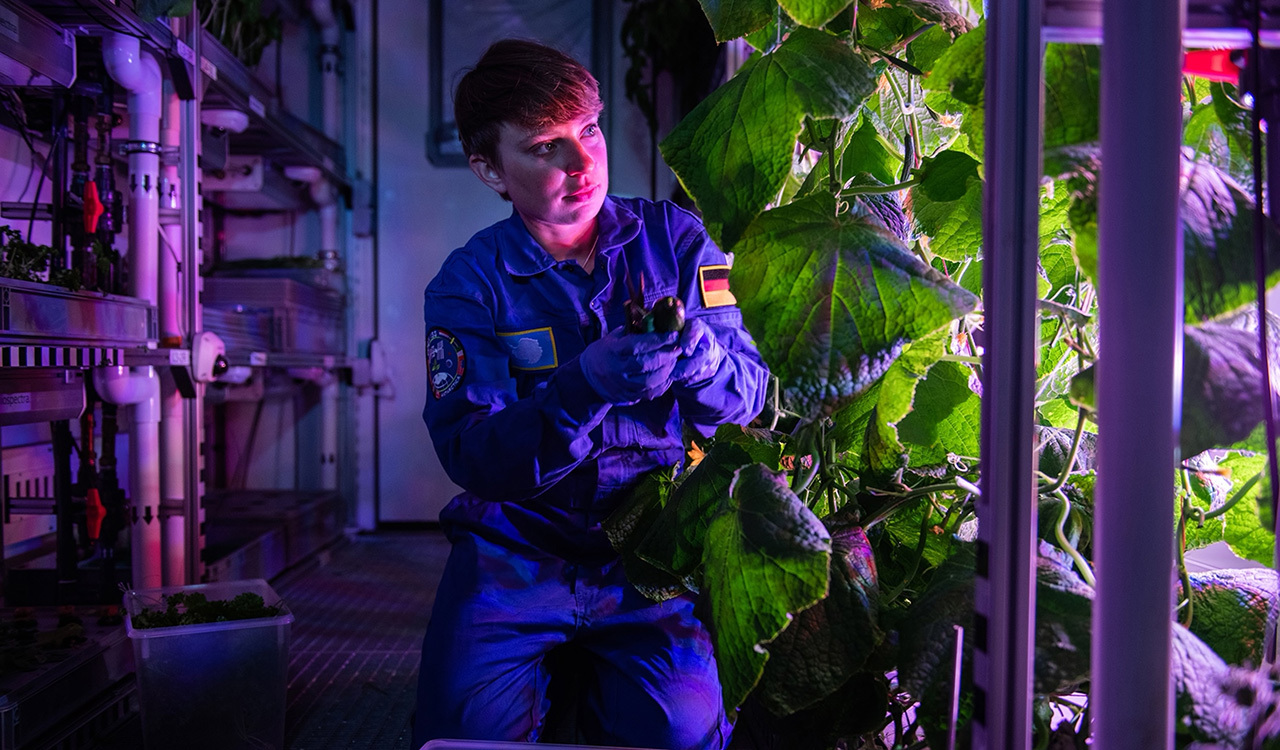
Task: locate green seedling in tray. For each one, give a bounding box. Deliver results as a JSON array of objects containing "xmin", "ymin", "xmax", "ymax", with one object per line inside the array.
[{"xmin": 131, "ymin": 591, "xmax": 282, "ymax": 629}]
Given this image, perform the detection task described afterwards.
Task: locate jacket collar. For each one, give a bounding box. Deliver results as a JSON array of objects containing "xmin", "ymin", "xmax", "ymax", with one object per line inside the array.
[{"xmin": 499, "ymin": 196, "xmax": 643, "ymax": 277}]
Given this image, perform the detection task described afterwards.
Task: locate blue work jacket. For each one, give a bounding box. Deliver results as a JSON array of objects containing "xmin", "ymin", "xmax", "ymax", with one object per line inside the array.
[{"xmin": 422, "ymin": 196, "xmax": 769, "ymax": 561}]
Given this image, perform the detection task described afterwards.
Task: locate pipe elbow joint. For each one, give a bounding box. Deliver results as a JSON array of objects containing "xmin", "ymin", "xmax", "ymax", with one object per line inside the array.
[{"xmin": 94, "ymin": 366, "xmax": 161, "ymax": 423}]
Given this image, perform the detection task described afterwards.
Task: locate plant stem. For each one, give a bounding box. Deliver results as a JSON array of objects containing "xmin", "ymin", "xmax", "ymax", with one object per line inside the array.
[
  {"xmin": 1200, "ymin": 468, "xmax": 1262, "ymax": 521},
  {"xmin": 1037, "ymin": 297, "xmax": 1093, "ymax": 327},
  {"xmin": 896, "ymin": 23, "xmax": 937, "ymax": 52},
  {"xmin": 840, "ymin": 178, "xmax": 919, "ymax": 196},
  {"xmin": 1052, "ymin": 489, "xmax": 1095, "ymax": 587},
  {"xmin": 1176, "ymin": 494, "xmax": 1194, "ymax": 627},
  {"xmin": 1038, "ymin": 410, "xmax": 1087, "ymax": 495},
  {"xmin": 863, "ymin": 481, "xmax": 975, "ymax": 528},
  {"xmin": 827, "ymin": 124, "xmax": 840, "ymax": 199}
]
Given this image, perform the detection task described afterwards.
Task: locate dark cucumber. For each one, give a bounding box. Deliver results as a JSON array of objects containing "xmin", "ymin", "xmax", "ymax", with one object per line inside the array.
[{"xmin": 627, "ymin": 296, "xmax": 686, "ymax": 334}]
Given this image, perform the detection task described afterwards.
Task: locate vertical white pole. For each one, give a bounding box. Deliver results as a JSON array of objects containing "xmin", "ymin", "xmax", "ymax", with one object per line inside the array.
[
  {"xmin": 1093, "ymin": 0, "xmax": 1185, "ymax": 747},
  {"xmin": 975, "ymin": 0, "xmax": 1041, "ymax": 747}
]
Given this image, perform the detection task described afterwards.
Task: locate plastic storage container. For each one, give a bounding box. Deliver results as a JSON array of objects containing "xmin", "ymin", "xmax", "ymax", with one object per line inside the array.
[{"xmin": 123, "ymin": 579, "xmax": 293, "ymax": 750}]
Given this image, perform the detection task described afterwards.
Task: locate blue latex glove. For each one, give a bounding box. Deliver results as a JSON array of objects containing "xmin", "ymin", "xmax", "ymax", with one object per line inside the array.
[
  {"xmin": 671, "ymin": 317, "xmax": 726, "ymax": 388},
  {"xmin": 579, "ymin": 325, "xmax": 681, "ymax": 404}
]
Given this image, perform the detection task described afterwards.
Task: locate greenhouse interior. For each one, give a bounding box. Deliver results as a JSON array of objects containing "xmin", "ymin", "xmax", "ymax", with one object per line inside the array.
[{"xmin": 0, "ymin": 0, "xmax": 1275, "ymax": 748}]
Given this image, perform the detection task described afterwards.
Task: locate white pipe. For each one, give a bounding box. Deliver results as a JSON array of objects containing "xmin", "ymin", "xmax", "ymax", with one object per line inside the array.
[
  {"xmin": 101, "ymin": 35, "xmax": 166, "ymax": 591},
  {"xmin": 285, "ymin": 162, "xmax": 342, "ymax": 494},
  {"xmin": 161, "ymin": 381, "xmax": 185, "ymax": 585},
  {"xmin": 159, "ymin": 87, "xmax": 182, "ymax": 344},
  {"xmin": 1093, "ymin": 0, "xmax": 1185, "ymax": 748},
  {"xmin": 95, "ymin": 366, "xmax": 163, "ymax": 590},
  {"xmin": 103, "ymin": 34, "xmax": 162, "ymax": 307},
  {"xmin": 158, "ymin": 85, "xmax": 187, "ymax": 585},
  {"xmin": 310, "ymin": 0, "xmax": 342, "ymax": 140},
  {"xmin": 321, "ymin": 379, "xmax": 338, "ymax": 489}
]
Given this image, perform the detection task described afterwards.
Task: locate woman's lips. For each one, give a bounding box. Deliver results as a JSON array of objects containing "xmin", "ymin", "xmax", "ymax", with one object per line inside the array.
[{"xmin": 566, "ymin": 184, "xmax": 597, "ymax": 202}]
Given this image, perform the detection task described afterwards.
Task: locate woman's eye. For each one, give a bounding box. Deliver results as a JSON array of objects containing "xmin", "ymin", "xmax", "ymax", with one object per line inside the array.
[
  {"xmin": 531, "ymin": 141, "xmax": 555, "ymax": 155},
  {"xmin": 583, "ymin": 124, "xmax": 598, "ymax": 137}
]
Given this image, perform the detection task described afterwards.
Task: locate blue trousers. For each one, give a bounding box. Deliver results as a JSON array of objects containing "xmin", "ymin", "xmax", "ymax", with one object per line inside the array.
[{"xmin": 411, "ymin": 530, "xmax": 731, "ymax": 749}]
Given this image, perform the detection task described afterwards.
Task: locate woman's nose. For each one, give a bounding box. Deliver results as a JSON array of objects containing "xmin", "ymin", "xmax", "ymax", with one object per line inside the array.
[{"xmin": 564, "ymin": 139, "xmax": 595, "ymax": 175}]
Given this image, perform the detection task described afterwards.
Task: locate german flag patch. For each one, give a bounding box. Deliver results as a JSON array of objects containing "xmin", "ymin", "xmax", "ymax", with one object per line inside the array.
[{"xmin": 698, "ymin": 265, "xmax": 737, "ymax": 308}]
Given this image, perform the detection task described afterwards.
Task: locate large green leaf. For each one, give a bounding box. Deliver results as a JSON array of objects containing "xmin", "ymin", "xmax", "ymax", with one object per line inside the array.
[
  {"xmin": 1182, "ymin": 320, "xmax": 1275, "ymax": 458},
  {"xmin": 858, "ymin": 331, "xmax": 949, "ymax": 475},
  {"xmin": 916, "ymin": 151, "xmax": 980, "ymax": 203},
  {"xmin": 635, "ymin": 429, "xmax": 782, "ymax": 581},
  {"xmin": 732, "ymin": 191, "xmax": 978, "ymax": 418},
  {"xmin": 890, "ymin": 0, "xmax": 973, "ymax": 35},
  {"xmin": 1034, "ymin": 545, "xmax": 1094, "ymax": 695},
  {"xmin": 842, "ymin": 116, "xmax": 899, "ymax": 188},
  {"xmin": 1178, "ymin": 568, "xmax": 1279, "ymax": 667},
  {"xmin": 897, "ymin": 548, "xmax": 975, "ymax": 748},
  {"xmin": 1183, "ymin": 448, "xmax": 1274, "ymax": 566},
  {"xmin": 1182, "ymin": 159, "xmax": 1280, "ymax": 321},
  {"xmin": 856, "ymin": 5, "xmax": 928, "ymax": 55},
  {"xmin": 1058, "ymin": 151, "xmax": 1280, "ymax": 321},
  {"xmin": 896, "ymin": 359, "xmax": 982, "ymax": 472},
  {"xmin": 757, "ymin": 510, "xmax": 881, "ymax": 715},
  {"xmin": 662, "ymin": 27, "xmax": 879, "ymax": 250},
  {"xmin": 1219, "ymin": 450, "xmax": 1275, "ymax": 565},
  {"xmin": 697, "ymin": 0, "xmax": 776, "ymax": 42},
  {"xmin": 601, "ymin": 470, "xmax": 689, "ymax": 601},
  {"xmin": 1172, "ymin": 622, "xmax": 1248, "ymax": 746},
  {"xmin": 1042, "ymin": 44, "xmax": 1100, "ymax": 151},
  {"xmin": 780, "ymin": 0, "xmax": 852, "ymax": 28},
  {"xmin": 920, "ymin": 20, "xmax": 984, "ymax": 106},
  {"xmin": 909, "ymin": 172, "xmax": 984, "ymax": 261},
  {"xmin": 702, "ymin": 463, "xmax": 833, "ymax": 714}
]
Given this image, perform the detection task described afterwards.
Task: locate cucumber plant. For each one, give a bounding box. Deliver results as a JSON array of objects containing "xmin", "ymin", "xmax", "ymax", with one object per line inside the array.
[{"xmin": 607, "ymin": 2, "xmax": 1280, "ymax": 747}]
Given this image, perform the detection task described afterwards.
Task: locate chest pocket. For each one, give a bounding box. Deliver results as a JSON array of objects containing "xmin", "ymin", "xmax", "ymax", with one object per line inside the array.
[{"xmin": 497, "ymin": 322, "xmax": 586, "ymax": 397}]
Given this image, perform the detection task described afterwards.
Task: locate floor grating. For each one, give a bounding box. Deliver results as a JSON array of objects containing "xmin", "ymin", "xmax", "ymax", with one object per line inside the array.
[{"xmin": 278, "ymin": 530, "xmax": 450, "ymax": 750}]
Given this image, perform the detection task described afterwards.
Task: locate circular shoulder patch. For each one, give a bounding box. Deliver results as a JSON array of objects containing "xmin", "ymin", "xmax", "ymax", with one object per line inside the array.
[{"xmin": 426, "ymin": 327, "xmax": 466, "ymax": 399}]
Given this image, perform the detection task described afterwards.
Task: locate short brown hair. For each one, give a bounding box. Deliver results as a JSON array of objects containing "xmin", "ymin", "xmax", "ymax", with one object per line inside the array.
[{"xmin": 453, "ymin": 39, "xmax": 602, "ymax": 167}]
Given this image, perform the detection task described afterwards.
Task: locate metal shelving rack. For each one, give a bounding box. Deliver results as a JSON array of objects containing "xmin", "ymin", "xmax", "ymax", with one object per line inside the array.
[
  {"xmin": 0, "ymin": 0, "xmax": 351, "ymax": 601},
  {"xmin": 979, "ymin": 1, "xmax": 1280, "ymax": 748}
]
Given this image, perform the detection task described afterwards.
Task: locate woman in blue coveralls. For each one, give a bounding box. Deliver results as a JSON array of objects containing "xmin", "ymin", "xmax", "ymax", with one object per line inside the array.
[{"xmin": 412, "ymin": 38, "xmax": 770, "ymax": 750}]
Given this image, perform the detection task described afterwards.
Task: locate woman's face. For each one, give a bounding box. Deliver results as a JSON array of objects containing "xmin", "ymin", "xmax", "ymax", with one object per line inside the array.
[{"xmin": 470, "ymin": 111, "xmax": 609, "ymax": 240}]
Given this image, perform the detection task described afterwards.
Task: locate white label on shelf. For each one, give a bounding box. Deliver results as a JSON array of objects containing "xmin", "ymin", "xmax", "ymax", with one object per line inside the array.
[
  {"xmin": 0, "ymin": 393, "xmax": 32, "ymax": 413},
  {"xmin": 175, "ymin": 39, "xmax": 195, "ymax": 66},
  {"xmin": 0, "ymin": 8, "xmax": 19, "ymax": 43},
  {"xmin": 250, "ymin": 352, "xmax": 268, "ymax": 366},
  {"xmin": 249, "ymin": 96, "xmax": 266, "ymax": 118},
  {"xmin": 169, "ymin": 349, "xmax": 191, "ymax": 366},
  {"xmin": 200, "ymin": 57, "xmax": 217, "ymax": 80}
]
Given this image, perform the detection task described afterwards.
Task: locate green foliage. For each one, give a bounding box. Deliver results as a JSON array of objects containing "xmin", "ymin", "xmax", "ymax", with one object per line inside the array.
[
  {"xmin": 607, "ymin": 0, "xmax": 1280, "ymax": 745},
  {"xmin": 200, "ymin": 0, "xmax": 283, "ymax": 68},
  {"xmin": 701, "ymin": 463, "xmax": 831, "ymax": 713},
  {"xmin": 1178, "ymin": 568, "xmax": 1278, "ymax": 667},
  {"xmin": 137, "ymin": 0, "xmax": 194, "ymax": 22},
  {"xmin": 131, "ymin": 591, "xmax": 282, "ymax": 629},
  {"xmin": 661, "ymin": 26, "xmax": 878, "ymax": 250},
  {"xmin": 731, "ymin": 192, "xmax": 977, "ymax": 418},
  {"xmin": 0, "ymin": 227, "xmax": 117, "ymax": 293}
]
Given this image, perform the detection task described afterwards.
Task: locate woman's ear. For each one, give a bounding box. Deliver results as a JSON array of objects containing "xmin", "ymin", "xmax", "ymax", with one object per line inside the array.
[{"xmin": 469, "ymin": 155, "xmax": 506, "ymax": 195}]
